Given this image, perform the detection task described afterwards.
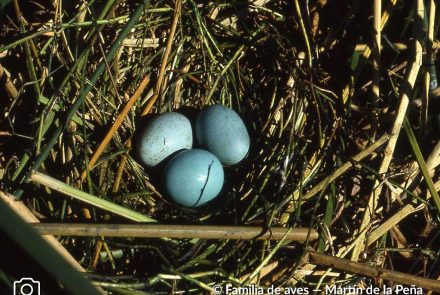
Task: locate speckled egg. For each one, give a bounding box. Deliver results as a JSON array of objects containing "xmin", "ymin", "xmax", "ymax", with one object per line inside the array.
[
  {"xmin": 163, "ymin": 149, "xmax": 224, "ymax": 207},
  {"xmin": 137, "ymin": 112, "xmax": 192, "ymax": 167},
  {"xmin": 196, "ymin": 104, "xmax": 250, "ymax": 166}
]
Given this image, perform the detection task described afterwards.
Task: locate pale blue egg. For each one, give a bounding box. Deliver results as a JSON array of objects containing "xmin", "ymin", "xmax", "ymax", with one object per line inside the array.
[
  {"xmin": 196, "ymin": 104, "xmax": 250, "ymax": 166},
  {"xmin": 163, "ymin": 149, "xmax": 224, "ymax": 207},
  {"xmin": 137, "ymin": 112, "xmax": 192, "ymax": 167}
]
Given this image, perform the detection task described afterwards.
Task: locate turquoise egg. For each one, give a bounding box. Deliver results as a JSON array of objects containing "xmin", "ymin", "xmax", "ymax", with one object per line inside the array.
[
  {"xmin": 137, "ymin": 112, "xmax": 192, "ymax": 167},
  {"xmin": 196, "ymin": 104, "xmax": 250, "ymax": 166},
  {"xmin": 163, "ymin": 149, "xmax": 224, "ymax": 207}
]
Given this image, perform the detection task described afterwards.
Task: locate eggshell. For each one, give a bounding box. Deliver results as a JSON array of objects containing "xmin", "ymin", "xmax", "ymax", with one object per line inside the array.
[
  {"xmin": 196, "ymin": 104, "xmax": 250, "ymax": 166},
  {"xmin": 163, "ymin": 149, "xmax": 224, "ymax": 207},
  {"xmin": 137, "ymin": 112, "xmax": 192, "ymax": 167}
]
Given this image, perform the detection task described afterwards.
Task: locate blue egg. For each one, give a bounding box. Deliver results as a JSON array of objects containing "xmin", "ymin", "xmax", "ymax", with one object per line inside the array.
[
  {"xmin": 137, "ymin": 112, "xmax": 192, "ymax": 167},
  {"xmin": 196, "ymin": 104, "xmax": 250, "ymax": 166},
  {"xmin": 163, "ymin": 149, "xmax": 224, "ymax": 207}
]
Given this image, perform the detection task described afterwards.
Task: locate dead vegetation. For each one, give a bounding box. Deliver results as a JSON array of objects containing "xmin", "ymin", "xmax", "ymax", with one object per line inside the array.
[{"xmin": 0, "ymin": 0, "xmax": 439, "ymax": 294}]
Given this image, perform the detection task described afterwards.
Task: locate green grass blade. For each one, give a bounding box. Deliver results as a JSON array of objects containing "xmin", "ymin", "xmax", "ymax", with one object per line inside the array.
[
  {"xmin": 403, "ymin": 117, "xmax": 440, "ymax": 213},
  {"xmin": 31, "ymin": 172, "xmax": 156, "ymax": 222},
  {"xmin": 15, "ymin": 0, "xmax": 149, "ymax": 198},
  {"xmin": 0, "ymin": 196, "xmax": 102, "ymax": 295}
]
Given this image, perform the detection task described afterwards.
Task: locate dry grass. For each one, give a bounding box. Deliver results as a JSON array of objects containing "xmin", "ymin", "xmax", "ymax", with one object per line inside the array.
[{"xmin": 0, "ymin": 0, "xmax": 439, "ymax": 294}]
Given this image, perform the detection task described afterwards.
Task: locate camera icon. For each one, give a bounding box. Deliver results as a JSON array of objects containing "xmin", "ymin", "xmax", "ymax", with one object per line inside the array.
[{"xmin": 13, "ymin": 278, "xmax": 40, "ymax": 295}]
